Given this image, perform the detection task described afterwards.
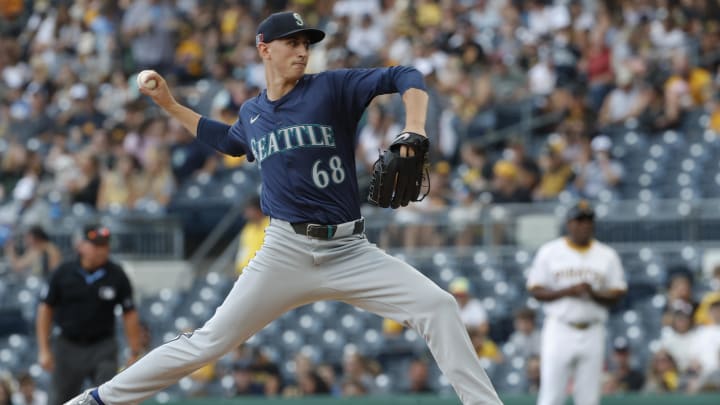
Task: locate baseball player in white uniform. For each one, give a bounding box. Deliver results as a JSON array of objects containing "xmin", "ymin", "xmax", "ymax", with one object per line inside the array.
[{"xmin": 527, "ymin": 201, "xmax": 626, "ymax": 405}]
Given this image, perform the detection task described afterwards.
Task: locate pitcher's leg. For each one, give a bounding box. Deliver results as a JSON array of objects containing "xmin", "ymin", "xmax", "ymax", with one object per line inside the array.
[
  {"xmin": 325, "ymin": 242, "xmax": 503, "ymax": 405},
  {"xmin": 97, "ymin": 224, "xmax": 322, "ymax": 405}
]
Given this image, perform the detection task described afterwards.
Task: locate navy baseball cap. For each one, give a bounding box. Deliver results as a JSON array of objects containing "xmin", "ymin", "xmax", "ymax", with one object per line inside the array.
[
  {"xmin": 255, "ymin": 12, "xmax": 325, "ymax": 46},
  {"xmin": 566, "ymin": 200, "xmax": 595, "ymax": 221}
]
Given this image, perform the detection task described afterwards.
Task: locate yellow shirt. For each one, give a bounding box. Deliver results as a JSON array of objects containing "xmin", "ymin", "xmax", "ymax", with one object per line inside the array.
[
  {"xmin": 476, "ymin": 338, "xmax": 501, "ymax": 361},
  {"xmin": 175, "ymin": 39, "xmax": 204, "ymax": 76},
  {"xmin": 382, "ymin": 318, "xmax": 404, "ymax": 335},
  {"xmin": 538, "ymin": 164, "xmax": 573, "ymax": 198},
  {"xmin": 665, "ymin": 68, "xmax": 712, "ymax": 106},
  {"xmin": 190, "ymin": 362, "xmax": 215, "ymax": 382},
  {"xmin": 416, "ymin": 3, "xmax": 442, "ymax": 27},
  {"xmin": 235, "ymin": 217, "xmax": 270, "ymax": 274},
  {"xmin": 694, "ymin": 291, "xmax": 720, "ymax": 325},
  {"xmin": 710, "ymin": 107, "xmax": 720, "ymax": 132}
]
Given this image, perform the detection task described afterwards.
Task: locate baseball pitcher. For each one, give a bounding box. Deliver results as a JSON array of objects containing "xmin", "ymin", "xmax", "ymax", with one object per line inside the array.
[{"xmin": 64, "ymin": 11, "xmax": 502, "ymax": 405}]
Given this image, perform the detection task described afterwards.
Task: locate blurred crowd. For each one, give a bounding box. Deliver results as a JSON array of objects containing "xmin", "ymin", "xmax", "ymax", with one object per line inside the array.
[
  {"xmin": 3, "ymin": 0, "xmax": 720, "ymax": 232},
  {"xmin": 3, "ymin": 0, "xmax": 720, "ymax": 402}
]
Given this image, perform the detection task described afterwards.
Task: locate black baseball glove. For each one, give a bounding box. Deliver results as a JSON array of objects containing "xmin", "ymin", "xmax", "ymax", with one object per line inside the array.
[{"xmin": 367, "ymin": 132, "xmax": 430, "ymax": 208}]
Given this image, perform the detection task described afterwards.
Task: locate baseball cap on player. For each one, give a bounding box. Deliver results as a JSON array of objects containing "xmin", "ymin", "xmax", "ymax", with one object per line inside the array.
[
  {"xmin": 255, "ymin": 12, "xmax": 325, "ymax": 46},
  {"xmin": 83, "ymin": 224, "xmax": 111, "ymax": 246},
  {"xmin": 566, "ymin": 200, "xmax": 595, "ymax": 222}
]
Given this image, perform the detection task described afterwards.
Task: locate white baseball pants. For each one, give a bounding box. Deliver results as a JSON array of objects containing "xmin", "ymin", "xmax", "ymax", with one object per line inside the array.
[
  {"xmin": 98, "ymin": 219, "xmax": 503, "ymax": 405},
  {"xmin": 537, "ymin": 317, "xmax": 605, "ymax": 405}
]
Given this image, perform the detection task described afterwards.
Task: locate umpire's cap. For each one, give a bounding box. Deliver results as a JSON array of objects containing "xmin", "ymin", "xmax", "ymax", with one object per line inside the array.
[
  {"xmin": 566, "ymin": 200, "xmax": 595, "ymax": 222},
  {"xmin": 83, "ymin": 224, "xmax": 111, "ymax": 246},
  {"xmin": 256, "ymin": 12, "xmax": 325, "ymax": 46}
]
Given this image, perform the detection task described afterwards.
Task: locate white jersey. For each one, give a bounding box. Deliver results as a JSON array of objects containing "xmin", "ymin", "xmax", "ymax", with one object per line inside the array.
[{"xmin": 527, "ymin": 237, "xmax": 626, "ymax": 324}]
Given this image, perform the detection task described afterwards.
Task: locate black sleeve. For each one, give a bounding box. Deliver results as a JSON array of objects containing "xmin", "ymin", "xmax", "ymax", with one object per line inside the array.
[
  {"xmin": 42, "ymin": 264, "xmax": 64, "ymax": 307},
  {"xmin": 116, "ymin": 266, "xmax": 136, "ymax": 313}
]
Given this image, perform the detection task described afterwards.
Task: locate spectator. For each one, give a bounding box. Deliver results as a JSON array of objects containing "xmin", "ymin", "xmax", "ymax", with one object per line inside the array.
[
  {"xmin": 469, "ymin": 328, "xmax": 503, "ymax": 364},
  {"xmin": 0, "ymin": 153, "xmax": 50, "ymax": 229},
  {"xmin": 96, "ymin": 153, "xmax": 144, "ymax": 213},
  {"xmin": 694, "ymin": 265, "xmax": 720, "ymax": 326},
  {"xmin": 534, "ymin": 140, "xmax": 573, "ymax": 201},
  {"xmin": 454, "ymin": 141, "xmax": 491, "ymax": 203},
  {"xmin": 690, "ymin": 349, "xmax": 720, "ymax": 393},
  {"xmin": 0, "ymin": 376, "xmax": 14, "ymax": 405},
  {"xmin": 123, "ymin": 117, "xmax": 167, "ymax": 169},
  {"xmin": 662, "ymin": 269, "xmax": 698, "ymax": 326},
  {"xmin": 504, "ymin": 140, "xmax": 540, "ymax": 194},
  {"xmin": 643, "ymin": 349, "xmax": 681, "ymax": 393},
  {"xmin": 13, "ymin": 83, "xmax": 53, "ymax": 141},
  {"xmin": 66, "ymin": 152, "xmax": 101, "ymax": 209},
  {"xmin": 346, "ymin": 13, "xmax": 384, "ymax": 63},
  {"xmin": 35, "ymin": 224, "xmax": 143, "ymax": 405},
  {"xmin": 597, "ymin": 67, "xmax": 650, "ymax": 129},
  {"xmin": 121, "ymin": 0, "xmax": 178, "ymax": 74},
  {"xmin": 0, "ymin": 140, "xmax": 27, "ymax": 201},
  {"xmin": 405, "ymin": 358, "xmax": 435, "ymax": 394},
  {"xmin": 134, "ymin": 147, "xmax": 175, "ymax": 212},
  {"xmin": 235, "ymin": 196, "xmax": 270, "ymax": 275},
  {"xmin": 316, "ymin": 363, "xmax": 342, "ymax": 397},
  {"xmin": 489, "ymin": 160, "xmax": 532, "ymax": 204},
  {"xmin": 582, "ymin": 29, "xmax": 614, "ymax": 112},
  {"xmin": 660, "ymin": 301, "xmax": 699, "ymax": 374},
  {"xmin": 574, "ymin": 135, "xmax": 623, "ymax": 199},
  {"xmin": 356, "ymin": 102, "xmax": 399, "ymax": 173},
  {"xmin": 247, "ymin": 347, "xmax": 281, "ymax": 394},
  {"xmin": 3, "ymin": 225, "xmax": 62, "ymax": 277},
  {"xmin": 11, "ymin": 373, "xmax": 47, "ymax": 405},
  {"xmin": 297, "ymin": 371, "xmax": 330, "ymax": 396},
  {"xmin": 57, "ymin": 84, "xmax": 106, "ymax": 132},
  {"xmin": 663, "ymin": 50, "xmax": 712, "ymax": 127},
  {"xmin": 603, "ymin": 337, "xmax": 645, "ymax": 394},
  {"xmin": 398, "ymin": 163, "xmax": 452, "ymax": 250},
  {"xmin": 174, "ymin": 29, "xmax": 205, "ymax": 84},
  {"xmin": 448, "ymin": 277, "xmax": 489, "ymax": 337},
  {"xmin": 341, "ymin": 351, "xmax": 377, "ymax": 394},
  {"xmin": 232, "ymin": 362, "xmax": 264, "ymax": 396},
  {"xmin": 690, "ymin": 298, "xmax": 720, "ymax": 380},
  {"xmin": 340, "ymin": 379, "xmax": 367, "ymax": 397},
  {"xmin": 525, "ymin": 355, "xmax": 541, "ymax": 394},
  {"xmin": 507, "ymin": 308, "xmax": 541, "ymax": 359}
]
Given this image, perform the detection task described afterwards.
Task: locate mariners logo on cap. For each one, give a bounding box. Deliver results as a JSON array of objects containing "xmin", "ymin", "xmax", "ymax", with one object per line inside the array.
[{"xmin": 293, "ymin": 13, "xmax": 304, "ymax": 26}]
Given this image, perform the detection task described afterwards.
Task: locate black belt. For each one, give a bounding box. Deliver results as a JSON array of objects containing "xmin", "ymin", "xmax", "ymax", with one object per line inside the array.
[{"xmin": 291, "ymin": 219, "xmax": 364, "ymax": 240}]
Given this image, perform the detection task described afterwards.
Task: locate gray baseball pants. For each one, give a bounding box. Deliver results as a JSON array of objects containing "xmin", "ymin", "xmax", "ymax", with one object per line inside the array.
[
  {"xmin": 53, "ymin": 336, "xmax": 118, "ymax": 405},
  {"xmin": 98, "ymin": 219, "xmax": 503, "ymax": 404}
]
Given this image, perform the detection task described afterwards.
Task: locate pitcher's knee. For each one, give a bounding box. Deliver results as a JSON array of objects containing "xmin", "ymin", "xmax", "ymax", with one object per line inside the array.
[
  {"xmin": 177, "ymin": 329, "xmax": 235, "ymax": 363},
  {"xmin": 427, "ymin": 290, "xmax": 459, "ymax": 316}
]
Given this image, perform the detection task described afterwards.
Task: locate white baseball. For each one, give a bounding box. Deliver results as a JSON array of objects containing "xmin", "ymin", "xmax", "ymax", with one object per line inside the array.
[{"xmin": 137, "ymin": 71, "xmax": 157, "ymax": 90}]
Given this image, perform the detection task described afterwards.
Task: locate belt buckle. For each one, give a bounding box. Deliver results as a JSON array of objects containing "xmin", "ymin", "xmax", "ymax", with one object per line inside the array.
[
  {"xmin": 306, "ymin": 224, "xmax": 319, "ymax": 238},
  {"xmin": 306, "ymin": 224, "xmax": 335, "ymax": 239}
]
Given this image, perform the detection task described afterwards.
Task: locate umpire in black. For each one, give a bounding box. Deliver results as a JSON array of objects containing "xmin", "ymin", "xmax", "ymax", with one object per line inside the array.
[{"xmin": 36, "ymin": 224, "xmax": 143, "ymax": 405}]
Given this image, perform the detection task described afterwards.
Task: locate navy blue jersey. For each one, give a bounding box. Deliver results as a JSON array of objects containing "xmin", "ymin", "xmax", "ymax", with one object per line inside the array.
[{"xmin": 197, "ymin": 66, "xmax": 425, "ymax": 224}]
